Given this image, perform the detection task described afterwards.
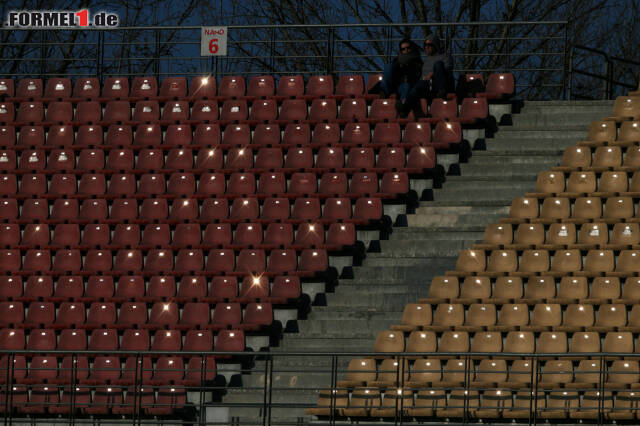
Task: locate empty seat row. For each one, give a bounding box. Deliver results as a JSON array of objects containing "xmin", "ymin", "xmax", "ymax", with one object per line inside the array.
[
  {"xmin": 0, "ymin": 247, "xmax": 329, "ymax": 275},
  {"xmin": 506, "ymin": 196, "xmax": 640, "ymax": 223},
  {"xmin": 0, "ymin": 196, "xmax": 383, "ymax": 223},
  {"xmin": 393, "ymin": 302, "xmax": 640, "ymax": 332},
  {"xmin": 0, "ymin": 73, "xmax": 514, "ymax": 102},
  {"xmin": 557, "ymin": 145, "xmax": 640, "ymax": 171},
  {"xmin": 0, "ymin": 122, "xmax": 453, "ymax": 150},
  {"xmin": 0, "ymin": 355, "xmax": 215, "ymax": 386},
  {"xmin": 374, "ymin": 329, "xmax": 640, "ymax": 357},
  {"xmin": 0, "ymin": 301, "xmax": 273, "ymax": 330},
  {"xmin": 530, "ymin": 170, "xmax": 640, "ymax": 197},
  {"xmin": 339, "ymin": 357, "xmax": 640, "ymax": 389},
  {"xmin": 422, "ymin": 275, "xmax": 640, "ymax": 305},
  {"xmin": 0, "ymin": 222, "xmax": 355, "ymax": 250},
  {"xmin": 478, "ymin": 222, "xmax": 640, "ymax": 250},
  {"xmin": 582, "ymin": 120, "xmax": 640, "ymax": 147},
  {"xmin": 0, "ymin": 384, "xmax": 187, "ymax": 415},
  {"xmin": 0, "ymin": 275, "xmax": 300, "ymax": 304},
  {"xmin": 0, "ymin": 327, "xmax": 244, "ymax": 353},
  {"xmin": 453, "ymin": 248, "xmax": 640, "ymax": 276},
  {"xmin": 0, "ymin": 172, "xmax": 410, "ymax": 197},
  {"xmin": 0, "ymin": 146, "xmax": 436, "ymax": 174},
  {"xmin": 0, "ymin": 98, "xmax": 488, "ymax": 126}
]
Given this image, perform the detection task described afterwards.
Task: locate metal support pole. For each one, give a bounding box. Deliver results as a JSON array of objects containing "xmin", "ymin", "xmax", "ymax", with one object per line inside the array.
[{"xmin": 562, "ymin": 22, "xmax": 569, "ymax": 100}]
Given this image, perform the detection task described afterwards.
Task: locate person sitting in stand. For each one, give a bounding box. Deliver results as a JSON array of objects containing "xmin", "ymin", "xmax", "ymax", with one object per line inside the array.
[
  {"xmin": 419, "ymin": 33, "xmax": 455, "ymax": 100},
  {"xmin": 371, "ymin": 38, "xmax": 423, "ymax": 118}
]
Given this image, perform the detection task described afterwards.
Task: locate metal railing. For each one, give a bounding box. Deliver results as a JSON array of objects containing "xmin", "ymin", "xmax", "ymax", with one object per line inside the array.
[
  {"xmin": 0, "ymin": 21, "xmax": 569, "ymax": 100},
  {"xmin": 0, "ymin": 349, "xmax": 637, "ymax": 425},
  {"xmin": 568, "ymin": 44, "xmax": 640, "ymax": 100}
]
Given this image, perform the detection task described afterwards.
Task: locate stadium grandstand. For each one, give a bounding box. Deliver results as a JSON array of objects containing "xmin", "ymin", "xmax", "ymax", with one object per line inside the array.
[{"xmin": 2, "ymin": 3, "xmax": 640, "ymax": 425}]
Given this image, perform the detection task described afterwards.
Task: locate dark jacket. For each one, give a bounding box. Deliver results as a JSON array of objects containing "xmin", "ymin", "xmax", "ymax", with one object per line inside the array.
[{"xmin": 392, "ymin": 42, "xmax": 423, "ymax": 86}]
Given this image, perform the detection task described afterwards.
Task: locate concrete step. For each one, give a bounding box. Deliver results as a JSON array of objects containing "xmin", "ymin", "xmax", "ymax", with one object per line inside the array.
[
  {"xmin": 468, "ymin": 152, "xmax": 560, "ymax": 165},
  {"xmin": 431, "ymin": 186, "xmax": 531, "ymax": 203},
  {"xmin": 441, "ymin": 176, "xmax": 536, "ymax": 189},
  {"xmin": 459, "ymin": 162, "xmax": 553, "ymax": 177},
  {"xmin": 512, "ymin": 112, "xmax": 610, "ymax": 127},
  {"xmin": 378, "ymin": 239, "xmax": 477, "ymax": 255},
  {"xmin": 389, "ymin": 228, "xmax": 484, "ymax": 241},
  {"xmin": 279, "ymin": 336, "xmax": 373, "ymax": 351},
  {"xmin": 349, "ymin": 262, "xmax": 456, "ymax": 280},
  {"xmin": 493, "ymin": 129, "xmax": 587, "ymax": 140},
  {"xmin": 407, "ymin": 212, "xmax": 506, "ymax": 229},
  {"xmin": 298, "ymin": 317, "xmax": 400, "ymax": 335},
  {"xmin": 324, "ymin": 292, "xmax": 423, "ymax": 309}
]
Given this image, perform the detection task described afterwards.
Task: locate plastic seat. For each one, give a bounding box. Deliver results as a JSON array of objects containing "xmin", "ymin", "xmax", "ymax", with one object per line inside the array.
[
  {"xmin": 432, "ymin": 120, "xmax": 462, "ymax": 146},
  {"xmin": 45, "ymin": 101, "xmax": 73, "ymax": 124},
  {"xmin": 306, "ymin": 75, "xmax": 334, "ymax": 98},
  {"xmin": 184, "ymin": 329, "xmax": 214, "ymax": 352},
  {"xmin": 113, "ymin": 276, "xmax": 146, "ymax": 302},
  {"xmin": 0, "ymin": 103, "xmax": 15, "ymax": 124},
  {"xmin": 16, "ymin": 102, "xmax": 44, "ymax": 124},
  {"xmin": 189, "ymin": 76, "xmax": 216, "ymax": 99},
  {"xmin": 178, "ymin": 302, "xmax": 210, "ymax": 329},
  {"xmin": 458, "ymin": 98, "xmax": 488, "ymax": 122},
  {"xmin": 373, "ymin": 330, "xmax": 405, "ymax": 355},
  {"xmin": 257, "ymin": 173, "xmax": 286, "ymax": 197},
  {"xmin": 130, "ymin": 76, "xmax": 157, "ymax": 99},
  {"xmin": 512, "ymin": 223, "xmax": 543, "ymax": 247},
  {"xmin": 156, "ymin": 77, "xmax": 187, "ymax": 100},
  {"xmin": 430, "ymin": 98, "xmax": 457, "ymax": 120},
  {"xmin": 27, "ymin": 329, "xmax": 56, "ymax": 351},
  {"xmin": 17, "ymin": 126, "xmax": 45, "ymax": 147},
  {"xmin": 282, "ymin": 123, "xmax": 311, "ymax": 145},
  {"xmin": 80, "ymin": 250, "xmax": 112, "ymax": 275},
  {"xmin": 101, "ymin": 77, "xmax": 129, "ymax": 99},
  {"xmin": 218, "ymin": 76, "xmax": 245, "ymax": 98},
  {"xmin": 0, "ymin": 79, "xmax": 15, "ymax": 98},
  {"xmin": 267, "ymin": 249, "xmax": 297, "ymax": 273},
  {"xmin": 438, "ymin": 332, "xmax": 470, "ymax": 356},
  {"xmin": 294, "ymin": 222, "xmax": 324, "ymax": 247},
  {"xmin": 238, "ymin": 276, "xmax": 270, "ymax": 302},
  {"xmin": 507, "ymin": 197, "xmax": 539, "ymax": 221},
  {"xmin": 268, "ymin": 276, "xmax": 301, "ymax": 303},
  {"xmin": 278, "ymin": 99, "xmax": 307, "ymax": 122},
  {"xmin": 237, "ymin": 248, "xmax": 266, "ymax": 273},
  {"xmin": 309, "ymin": 99, "xmax": 337, "ymax": 123},
  {"xmin": 335, "ymin": 75, "xmax": 364, "ymax": 97},
  {"xmin": 372, "ymin": 123, "xmax": 402, "ymax": 147},
  {"xmin": 262, "ymin": 223, "xmax": 294, "ymax": 247},
  {"xmin": 0, "ymin": 328, "xmax": 24, "ymax": 350},
  {"xmin": 133, "ymin": 124, "xmax": 162, "ymax": 146},
  {"xmin": 345, "ymin": 147, "xmax": 374, "ymax": 170},
  {"xmin": 292, "ymin": 198, "xmax": 321, "ymax": 221},
  {"xmin": 503, "ymin": 331, "xmax": 535, "ymax": 356},
  {"xmin": 276, "ymin": 75, "xmax": 304, "ymax": 98},
  {"xmin": 250, "ymin": 99, "xmax": 278, "ymax": 122},
  {"xmin": 424, "ymin": 303, "xmax": 464, "ymax": 331},
  {"xmin": 368, "ymin": 99, "xmax": 397, "ymax": 122},
  {"xmin": 342, "ymin": 122, "xmax": 370, "ymax": 146}
]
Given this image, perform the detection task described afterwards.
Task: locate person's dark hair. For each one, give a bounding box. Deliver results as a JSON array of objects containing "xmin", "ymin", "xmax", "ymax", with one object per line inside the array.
[{"xmin": 398, "ymin": 38, "xmax": 415, "ymax": 50}]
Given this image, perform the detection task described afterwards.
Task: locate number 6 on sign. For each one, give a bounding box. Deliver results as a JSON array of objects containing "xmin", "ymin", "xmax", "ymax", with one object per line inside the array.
[{"xmin": 201, "ymin": 26, "xmax": 228, "ymax": 56}]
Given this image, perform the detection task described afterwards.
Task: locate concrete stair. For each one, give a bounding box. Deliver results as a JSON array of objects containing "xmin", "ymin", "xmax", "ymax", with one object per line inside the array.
[{"xmin": 212, "ymin": 100, "xmax": 614, "ymax": 424}]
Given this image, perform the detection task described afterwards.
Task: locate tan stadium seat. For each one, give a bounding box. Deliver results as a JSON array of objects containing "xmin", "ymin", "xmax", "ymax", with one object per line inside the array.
[
  {"xmin": 437, "ymin": 331, "xmax": 469, "ymax": 357},
  {"xmin": 450, "ymin": 250, "xmax": 486, "ymax": 275},
  {"xmin": 369, "ymin": 358, "xmax": 409, "ymax": 388},
  {"xmin": 543, "ymin": 223, "xmax": 576, "ymax": 249},
  {"xmin": 550, "ymin": 249, "xmax": 582, "ymax": 275},
  {"xmin": 500, "ymin": 360, "xmax": 536, "ymax": 388},
  {"xmin": 577, "ymin": 249, "xmax": 614, "ymax": 277},
  {"xmin": 555, "ymin": 304, "xmax": 594, "ymax": 332},
  {"xmin": 520, "ymin": 303, "xmax": 562, "ymax": 331},
  {"xmin": 476, "ymin": 390, "xmax": 512, "ymax": 418},
  {"xmin": 567, "ymin": 359, "xmax": 601, "ymax": 388},
  {"xmin": 621, "ymin": 305, "xmax": 640, "ymax": 332},
  {"xmin": 619, "ymin": 277, "xmax": 640, "ymax": 303},
  {"xmin": 604, "ymin": 96, "xmax": 640, "ymax": 122},
  {"xmin": 458, "ymin": 276, "xmax": 491, "ymax": 303},
  {"xmin": 420, "ymin": 276, "xmax": 459, "ymax": 303},
  {"xmin": 583, "ymin": 120, "xmax": 617, "ymax": 146},
  {"xmin": 571, "ymin": 391, "xmax": 613, "ymax": 419},
  {"xmin": 424, "ymin": 303, "xmax": 464, "ymax": 331},
  {"xmin": 492, "ymin": 276, "xmax": 523, "ymax": 303},
  {"xmin": 491, "ymin": 303, "xmax": 529, "ymax": 331},
  {"xmin": 405, "ymin": 331, "xmax": 436, "ymax": 357},
  {"xmin": 602, "ymin": 332, "xmax": 634, "ymax": 358},
  {"xmin": 585, "ymin": 276, "xmax": 621, "ymax": 304},
  {"xmin": 552, "ymin": 276, "xmax": 588, "ymax": 304},
  {"xmin": 486, "ymin": 250, "xmax": 518, "ymax": 275},
  {"xmin": 440, "ymin": 358, "xmax": 467, "ymax": 386},
  {"xmin": 373, "ymin": 330, "xmax": 405, "ymax": 357},
  {"xmin": 591, "ymin": 145, "xmax": 623, "ymax": 171},
  {"xmin": 512, "ymin": 223, "xmax": 545, "ymax": 249},
  {"xmin": 474, "ymin": 223, "xmax": 513, "ymax": 249},
  {"xmin": 527, "ymin": 170, "xmax": 565, "ymax": 197},
  {"xmin": 370, "ymin": 388, "xmax": 413, "ymax": 418},
  {"xmin": 406, "ymin": 359, "xmax": 441, "ymax": 388},
  {"xmin": 603, "ymin": 197, "xmax": 634, "ymax": 222},
  {"xmin": 407, "ymin": 389, "xmax": 446, "ymax": 417},
  {"xmin": 607, "ymin": 223, "xmax": 640, "ymax": 249},
  {"xmin": 343, "ymin": 388, "xmax": 381, "ymax": 417},
  {"xmin": 504, "ymin": 331, "xmax": 535, "ymax": 357},
  {"xmin": 607, "ymin": 361, "xmax": 639, "ymax": 388},
  {"xmin": 438, "ymin": 389, "xmax": 479, "ymax": 418},
  {"xmin": 629, "ymin": 171, "xmax": 640, "ymax": 195},
  {"xmin": 576, "ymin": 222, "xmax": 608, "ymax": 248},
  {"xmin": 541, "ymin": 390, "xmax": 579, "ymax": 419},
  {"xmin": 391, "ymin": 304, "xmax": 432, "ymax": 332},
  {"xmin": 554, "ymin": 146, "xmax": 591, "ymax": 171},
  {"xmin": 608, "ymin": 391, "xmax": 640, "ymax": 420},
  {"xmin": 566, "ymin": 171, "xmax": 597, "ymax": 195},
  {"xmin": 522, "ymin": 276, "xmax": 556, "ymax": 303},
  {"xmin": 622, "ymin": 146, "xmax": 640, "ymax": 171},
  {"xmin": 614, "ymin": 250, "xmax": 640, "ymax": 276},
  {"xmin": 571, "ymin": 197, "xmax": 603, "ymax": 223},
  {"xmin": 568, "ymin": 332, "xmax": 601, "ymax": 361},
  {"xmin": 502, "ymin": 390, "xmax": 545, "ymax": 419},
  {"xmin": 337, "ymin": 359, "xmax": 377, "ymax": 388},
  {"xmin": 596, "ymin": 171, "xmax": 628, "ymax": 195},
  {"xmin": 470, "ymin": 331, "xmax": 502, "ymax": 355},
  {"xmin": 592, "ymin": 304, "xmax": 628, "ymax": 332},
  {"xmin": 306, "ymin": 389, "xmax": 349, "ymax": 417},
  {"xmin": 536, "ymin": 197, "xmax": 570, "ymax": 223},
  {"xmin": 458, "ymin": 303, "xmax": 496, "ymax": 331},
  {"xmin": 515, "ymin": 249, "xmax": 550, "ymax": 275},
  {"xmin": 502, "ymin": 197, "xmax": 538, "ymax": 223},
  {"xmin": 539, "ymin": 360, "xmax": 574, "ymax": 389},
  {"xmin": 617, "ymin": 120, "xmax": 640, "ymax": 146},
  {"xmin": 536, "ymin": 331, "xmax": 568, "ymax": 358},
  {"xmin": 471, "ymin": 359, "xmax": 507, "ymax": 387}
]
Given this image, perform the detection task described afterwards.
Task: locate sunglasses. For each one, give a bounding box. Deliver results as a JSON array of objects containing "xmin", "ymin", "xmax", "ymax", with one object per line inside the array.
[{"xmin": 400, "ymin": 46, "xmax": 411, "ymax": 52}]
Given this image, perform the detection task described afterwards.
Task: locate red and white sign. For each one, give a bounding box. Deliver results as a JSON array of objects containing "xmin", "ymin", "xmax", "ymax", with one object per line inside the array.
[{"xmin": 201, "ymin": 26, "xmax": 228, "ymax": 56}]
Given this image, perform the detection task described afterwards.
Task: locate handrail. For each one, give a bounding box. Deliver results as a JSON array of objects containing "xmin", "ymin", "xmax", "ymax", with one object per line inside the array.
[{"xmin": 569, "ymin": 43, "xmax": 639, "ymax": 99}]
